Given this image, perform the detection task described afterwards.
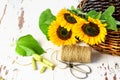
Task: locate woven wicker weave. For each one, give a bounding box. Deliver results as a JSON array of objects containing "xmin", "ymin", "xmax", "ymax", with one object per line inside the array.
[{"xmin": 78, "ymin": 0, "xmax": 120, "ymax": 55}]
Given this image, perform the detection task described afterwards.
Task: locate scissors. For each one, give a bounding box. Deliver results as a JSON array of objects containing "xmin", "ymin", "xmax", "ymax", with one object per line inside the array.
[{"xmin": 58, "ymin": 60, "xmax": 92, "ymax": 79}]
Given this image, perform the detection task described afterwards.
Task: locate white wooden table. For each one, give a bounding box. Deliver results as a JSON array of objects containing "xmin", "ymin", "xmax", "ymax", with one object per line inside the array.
[{"xmin": 0, "ymin": 0, "xmax": 120, "ymax": 80}]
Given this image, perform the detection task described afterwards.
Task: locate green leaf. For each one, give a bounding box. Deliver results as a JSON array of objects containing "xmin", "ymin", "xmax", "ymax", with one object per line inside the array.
[
  {"xmin": 70, "ymin": 6, "xmax": 86, "ymax": 16},
  {"xmin": 104, "ymin": 16, "xmax": 117, "ymax": 31},
  {"xmin": 18, "ymin": 45, "xmax": 36, "ymax": 56},
  {"xmin": 15, "ymin": 34, "xmax": 45, "ymax": 56},
  {"xmin": 102, "ymin": 6, "xmax": 115, "ymax": 16},
  {"xmin": 71, "ymin": 6, "xmax": 75, "ymax": 11},
  {"xmin": 70, "ymin": 6, "xmax": 79, "ymax": 14},
  {"xmin": 87, "ymin": 10, "xmax": 97, "ymax": 18},
  {"xmin": 101, "ymin": 6, "xmax": 118, "ymax": 31},
  {"xmin": 39, "ymin": 9, "xmax": 56, "ymax": 40},
  {"xmin": 94, "ymin": 12, "xmax": 102, "ymax": 19},
  {"xmin": 86, "ymin": 10, "xmax": 102, "ymax": 19}
]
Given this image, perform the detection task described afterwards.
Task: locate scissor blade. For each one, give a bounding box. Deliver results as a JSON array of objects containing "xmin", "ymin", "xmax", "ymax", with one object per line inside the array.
[{"xmin": 73, "ymin": 64, "xmax": 92, "ymax": 73}]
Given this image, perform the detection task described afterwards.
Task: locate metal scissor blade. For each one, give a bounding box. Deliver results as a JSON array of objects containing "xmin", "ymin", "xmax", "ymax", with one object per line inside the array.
[
  {"xmin": 72, "ymin": 66, "xmax": 89, "ymax": 73},
  {"xmin": 74, "ymin": 64, "xmax": 92, "ymax": 74},
  {"xmin": 57, "ymin": 60, "xmax": 70, "ymax": 69}
]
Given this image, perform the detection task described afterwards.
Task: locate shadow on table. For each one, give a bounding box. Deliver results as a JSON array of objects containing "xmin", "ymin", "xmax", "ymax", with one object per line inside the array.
[{"xmin": 91, "ymin": 49, "xmax": 103, "ymax": 63}]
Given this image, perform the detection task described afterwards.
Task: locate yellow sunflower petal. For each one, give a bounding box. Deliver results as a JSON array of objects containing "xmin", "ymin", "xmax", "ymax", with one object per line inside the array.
[
  {"xmin": 48, "ymin": 20, "xmax": 77, "ymax": 46},
  {"xmin": 56, "ymin": 8, "xmax": 86, "ymax": 31},
  {"xmin": 73, "ymin": 16, "xmax": 107, "ymax": 45}
]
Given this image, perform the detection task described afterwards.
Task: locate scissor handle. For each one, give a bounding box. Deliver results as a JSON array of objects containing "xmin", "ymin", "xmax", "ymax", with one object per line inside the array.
[
  {"xmin": 70, "ymin": 68, "xmax": 88, "ymax": 79},
  {"xmin": 70, "ymin": 64, "xmax": 92, "ymax": 79}
]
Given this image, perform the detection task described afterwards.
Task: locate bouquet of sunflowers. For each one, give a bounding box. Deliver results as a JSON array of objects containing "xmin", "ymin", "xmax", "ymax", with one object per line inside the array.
[{"xmin": 39, "ymin": 6, "xmax": 120, "ymax": 46}]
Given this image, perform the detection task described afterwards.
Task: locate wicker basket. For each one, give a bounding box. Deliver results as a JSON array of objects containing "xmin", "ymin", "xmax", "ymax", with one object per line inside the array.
[{"xmin": 78, "ymin": 0, "xmax": 120, "ymax": 56}]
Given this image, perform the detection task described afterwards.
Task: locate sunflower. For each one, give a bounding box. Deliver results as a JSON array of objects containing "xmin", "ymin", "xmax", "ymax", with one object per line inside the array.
[
  {"xmin": 56, "ymin": 9, "xmax": 81, "ymax": 31},
  {"xmin": 48, "ymin": 20, "xmax": 77, "ymax": 46},
  {"xmin": 73, "ymin": 16, "xmax": 107, "ymax": 45}
]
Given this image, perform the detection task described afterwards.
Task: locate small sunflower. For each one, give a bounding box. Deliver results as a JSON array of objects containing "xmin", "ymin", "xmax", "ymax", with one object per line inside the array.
[
  {"xmin": 48, "ymin": 21, "xmax": 77, "ymax": 46},
  {"xmin": 73, "ymin": 16, "xmax": 107, "ymax": 45},
  {"xmin": 56, "ymin": 9, "xmax": 81, "ymax": 31}
]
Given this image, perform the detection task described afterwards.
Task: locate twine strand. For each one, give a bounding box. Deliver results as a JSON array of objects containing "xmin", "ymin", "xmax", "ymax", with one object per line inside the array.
[{"xmin": 61, "ymin": 45, "xmax": 91, "ymax": 63}]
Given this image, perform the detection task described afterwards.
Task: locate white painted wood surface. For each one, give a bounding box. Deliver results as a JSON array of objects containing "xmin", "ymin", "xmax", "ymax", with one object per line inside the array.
[{"xmin": 0, "ymin": 0, "xmax": 120, "ymax": 80}]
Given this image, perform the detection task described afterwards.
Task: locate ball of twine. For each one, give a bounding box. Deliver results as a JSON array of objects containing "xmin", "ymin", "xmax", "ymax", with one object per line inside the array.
[{"xmin": 61, "ymin": 45, "xmax": 91, "ymax": 63}]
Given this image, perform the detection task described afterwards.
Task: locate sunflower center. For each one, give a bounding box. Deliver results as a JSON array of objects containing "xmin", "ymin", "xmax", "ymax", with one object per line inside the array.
[
  {"xmin": 57, "ymin": 26, "xmax": 72, "ymax": 40},
  {"xmin": 82, "ymin": 23, "xmax": 100, "ymax": 37},
  {"xmin": 64, "ymin": 13, "xmax": 77, "ymax": 24}
]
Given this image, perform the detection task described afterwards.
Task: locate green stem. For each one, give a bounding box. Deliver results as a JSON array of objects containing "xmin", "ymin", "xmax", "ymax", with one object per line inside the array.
[
  {"xmin": 116, "ymin": 20, "xmax": 120, "ymax": 25},
  {"xmin": 32, "ymin": 58, "xmax": 37, "ymax": 70},
  {"xmin": 40, "ymin": 66, "xmax": 47, "ymax": 73},
  {"xmin": 101, "ymin": 20, "xmax": 106, "ymax": 23},
  {"xmin": 78, "ymin": 11, "xmax": 87, "ymax": 16},
  {"xmin": 32, "ymin": 54, "xmax": 55, "ymax": 70}
]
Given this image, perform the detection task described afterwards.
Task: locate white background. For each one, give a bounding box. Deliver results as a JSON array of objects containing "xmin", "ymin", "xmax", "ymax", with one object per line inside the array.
[{"xmin": 0, "ymin": 0, "xmax": 120, "ymax": 80}]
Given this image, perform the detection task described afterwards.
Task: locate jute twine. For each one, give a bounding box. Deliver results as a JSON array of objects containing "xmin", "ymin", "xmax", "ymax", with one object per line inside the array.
[{"xmin": 61, "ymin": 45, "xmax": 91, "ymax": 63}]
